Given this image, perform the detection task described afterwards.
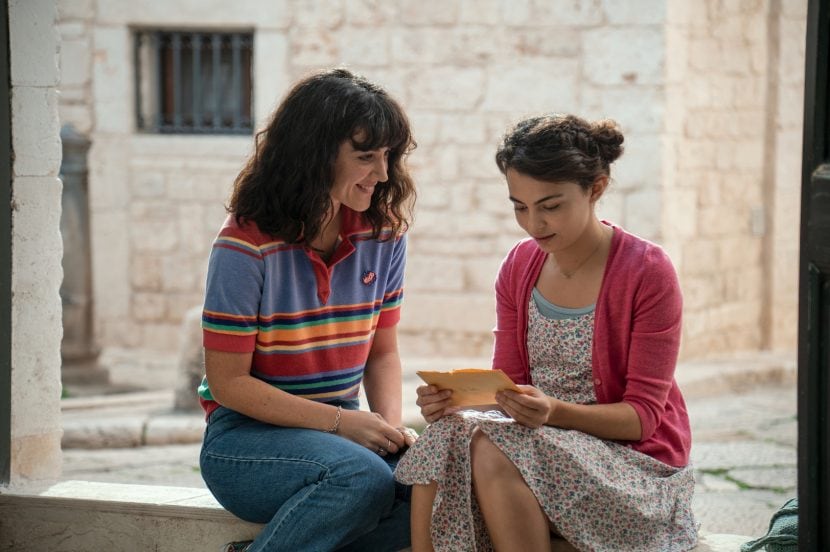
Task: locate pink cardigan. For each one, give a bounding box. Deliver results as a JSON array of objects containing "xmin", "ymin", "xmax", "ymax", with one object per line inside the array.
[{"xmin": 493, "ymin": 223, "xmax": 692, "ymax": 467}]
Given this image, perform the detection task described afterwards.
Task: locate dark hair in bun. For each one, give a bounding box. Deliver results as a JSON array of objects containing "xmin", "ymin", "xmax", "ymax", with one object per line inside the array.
[{"xmin": 495, "ymin": 114, "xmax": 625, "ymax": 190}]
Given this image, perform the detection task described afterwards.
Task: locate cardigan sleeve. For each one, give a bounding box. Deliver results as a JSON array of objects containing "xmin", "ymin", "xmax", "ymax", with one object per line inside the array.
[
  {"xmin": 492, "ymin": 243, "xmax": 529, "ymax": 385},
  {"xmin": 622, "ymin": 246, "xmax": 683, "ymax": 442}
]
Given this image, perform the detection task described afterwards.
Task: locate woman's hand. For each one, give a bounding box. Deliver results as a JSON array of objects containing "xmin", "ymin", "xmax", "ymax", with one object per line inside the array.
[
  {"xmin": 415, "ymin": 385, "xmax": 454, "ymax": 423},
  {"xmin": 496, "ymin": 385, "xmax": 554, "ymax": 429},
  {"xmin": 338, "ymin": 409, "xmax": 406, "ymax": 456}
]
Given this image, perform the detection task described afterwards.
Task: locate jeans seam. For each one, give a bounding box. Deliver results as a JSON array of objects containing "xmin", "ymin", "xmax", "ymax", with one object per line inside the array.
[
  {"xmin": 266, "ymin": 467, "xmax": 330, "ymax": 546},
  {"xmin": 202, "ymin": 451, "xmax": 328, "ymax": 470}
]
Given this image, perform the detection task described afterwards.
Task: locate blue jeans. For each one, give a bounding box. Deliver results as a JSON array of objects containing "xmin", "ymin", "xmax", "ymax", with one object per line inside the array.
[{"xmin": 200, "ymin": 401, "xmax": 411, "ymax": 552}]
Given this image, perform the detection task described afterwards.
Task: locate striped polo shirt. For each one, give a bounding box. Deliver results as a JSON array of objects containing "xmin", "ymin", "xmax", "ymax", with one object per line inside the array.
[{"xmin": 198, "ymin": 208, "xmax": 406, "ymax": 418}]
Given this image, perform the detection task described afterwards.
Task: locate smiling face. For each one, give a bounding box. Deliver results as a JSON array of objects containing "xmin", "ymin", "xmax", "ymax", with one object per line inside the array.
[
  {"xmin": 506, "ymin": 168, "xmax": 603, "ymax": 253},
  {"xmin": 329, "ymin": 137, "xmax": 390, "ymax": 213}
]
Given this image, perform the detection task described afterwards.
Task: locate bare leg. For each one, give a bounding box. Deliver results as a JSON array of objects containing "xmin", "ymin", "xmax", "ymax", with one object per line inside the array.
[
  {"xmin": 411, "ymin": 482, "xmax": 437, "ymax": 552},
  {"xmin": 471, "ymin": 429, "xmax": 552, "ymax": 552}
]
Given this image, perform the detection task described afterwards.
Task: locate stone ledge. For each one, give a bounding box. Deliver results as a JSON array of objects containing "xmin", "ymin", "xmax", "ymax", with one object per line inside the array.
[
  {"xmin": 0, "ymin": 480, "xmax": 752, "ymax": 552},
  {"xmin": 0, "ymin": 480, "xmax": 262, "ymax": 551}
]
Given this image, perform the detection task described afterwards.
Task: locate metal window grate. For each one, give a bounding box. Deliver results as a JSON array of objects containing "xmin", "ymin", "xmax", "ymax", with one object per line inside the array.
[{"xmin": 134, "ymin": 30, "xmax": 254, "ymax": 135}]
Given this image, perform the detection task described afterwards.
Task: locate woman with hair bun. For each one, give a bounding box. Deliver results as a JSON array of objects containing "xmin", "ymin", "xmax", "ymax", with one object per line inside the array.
[
  {"xmin": 198, "ymin": 68, "xmax": 418, "ymax": 552},
  {"xmin": 397, "ymin": 114, "xmax": 698, "ymax": 551}
]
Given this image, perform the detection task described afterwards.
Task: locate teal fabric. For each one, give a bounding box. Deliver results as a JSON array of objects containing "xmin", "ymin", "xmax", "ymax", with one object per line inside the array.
[{"xmin": 740, "ymin": 497, "xmax": 798, "ymax": 552}]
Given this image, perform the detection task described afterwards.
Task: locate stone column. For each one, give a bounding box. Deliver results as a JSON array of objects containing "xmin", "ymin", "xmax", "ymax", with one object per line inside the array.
[{"xmin": 59, "ymin": 124, "xmax": 107, "ymax": 386}]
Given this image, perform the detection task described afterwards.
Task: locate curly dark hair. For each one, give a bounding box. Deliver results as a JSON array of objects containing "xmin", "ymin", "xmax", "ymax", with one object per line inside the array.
[
  {"xmin": 229, "ymin": 68, "xmax": 416, "ymax": 242},
  {"xmin": 495, "ymin": 114, "xmax": 625, "ymax": 190}
]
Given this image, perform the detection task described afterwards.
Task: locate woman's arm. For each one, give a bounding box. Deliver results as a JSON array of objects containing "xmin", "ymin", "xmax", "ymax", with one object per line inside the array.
[
  {"xmin": 362, "ymin": 325, "xmax": 403, "ymax": 427},
  {"xmin": 496, "ymin": 386, "xmax": 642, "ymax": 441},
  {"xmin": 206, "ymin": 348, "xmax": 405, "ymax": 452}
]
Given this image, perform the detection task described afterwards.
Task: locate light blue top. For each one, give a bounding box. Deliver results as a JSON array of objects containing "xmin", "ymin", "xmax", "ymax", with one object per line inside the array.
[{"xmin": 531, "ymin": 287, "xmax": 595, "ymax": 320}]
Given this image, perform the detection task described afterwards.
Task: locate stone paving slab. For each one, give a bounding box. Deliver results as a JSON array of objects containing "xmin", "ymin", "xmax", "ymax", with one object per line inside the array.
[{"xmin": 691, "ymin": 441, "xmax": 796, "ymax": 471}]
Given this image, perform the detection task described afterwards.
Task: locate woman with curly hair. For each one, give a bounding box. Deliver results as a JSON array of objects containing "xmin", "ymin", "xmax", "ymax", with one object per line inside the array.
[
  {"xmin": 198, "ymin": 68, "xmax": 417, "ymax": 552},
  {"xmin": 397, "ymin": 114, "xmax": 698, "ymax": 552}
]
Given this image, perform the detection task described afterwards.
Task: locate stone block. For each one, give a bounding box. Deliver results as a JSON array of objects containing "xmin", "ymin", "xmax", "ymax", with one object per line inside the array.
[
  {"xmin": 131, "ymin": 171, "xmax": 166, "ymax": 198},
  {"xmin": 289, "ymin": 27, "xmax": 340, "ymax": 67},
  {"xmin": 580, "ymin": 86, "xmax": 664, "ymax": 134},
  {"xmin": 500, "ymin": 0, "xmax": 532, "ymax": 25},
  {"xmin": 253, "ymin": 31, "xmax": 289, "ymax": 128},
  {"xmin": 718, "ymin": 237, "xmax": 761, "ymax": 269},
  {"xmin": 602, "ymin": 0, "xmax": 666, "ymax": 24},
  {"xmin": 88, "ymin": 138, "xmax": 130, "ymax": 209},
  {"xmin": 144, "ymin": 415, "xmax": 205, "ymax": 445},
  {"xmin": 482, "ymin": 60, "xmax": 578, "ymax": 113},
  {"xmin": 133, "ymin": 293, "xmax": 167, "ymax": 322},
  {"xmin": 90, "ymin": 211, "xmax": 131, "ymax": 319},
  {"xmin": 11, "ymin": 177, "xmax": 64, "ymax": 296},
  {"xmin": 96, "ymin": 0, "xmax": 289, "ymax": 28},
  {"xmin": 398, "ymin": 0, "xmax": 459, "ymax": 25},
  {"xmin": 459, "ymin": 0, "xmax": 502, "ymax": 24},
  {"xmin": 405, "ymin": 256, "xmax": 465, "ymax": 292},
  {"xmin": 92, "ymin": 26, "xmax": 132, "ymax": 134},
  {"xmin": 61, "ymin": 416, "xmax": 144, "ymax": 448},
  {"xmin": 57, "ymin": 0, "xmax": 94, "ymax": 21},
  {"xmin": 345, "ymin": 0, "xmax": 399, "ymax": 25},
  {"xmin": 57, "ymin": 21, "xmax": 87, "ymax": 39},
  {"xmin": 129, "ymin": 221, "xmax": 179, "ymax": 253},
  {"xmin": 463, "ymin": 257, "xmax": 503, "ymax": 292},
  {"xmin": 9, "ymin": 432, "xmax": 63, "ymax": 482},
  {"xmin": 508, "ymin": 27, "xmax": 581, "ymax": 58},
  {"xmin": 402, "ymin": 290, "xmax": 495, "ymax": 334},
  {"xmin": 662, "ymin": 187, "xmax": 697, "ymax": 239},
  {"xmin": 142, "ymin": 323, "xmax": 184, "ymax": 352},
  {"xmin": 528, "ymin": 0, "xmax": 603, "ymax": 26},
  {"xmin": 408, "ymin": 67, "xmax": 485, "ymax": 111},
  {"xmin": 457, "ymin": 145, "xmax": 501, "ymax": 180},
  {"xmin": 583, "ymin": 28, "xmax": 664, "ymax": 86},
  {"xmin": 289, "ymin": 0, "xmax": 343, "ymax": 28},
  {"xmin": 9, "ymin": 0, "xmax": 59, "ymax": 87},
  {"xmin": 338, "ymin": 28, "xmax": 389, "ymax": 66},
  {"xmin": 623, "ymin": 188, "xmax": 661, "ymax": 240},
  {"xmin": 408, "ymin": 235, "xmax": 501, "ymax": 257},
  {"xmin": 162, "ymin": 254, "xmax": 200, "ymax": 291},
  {"xmin": 131, "ymin": 254, "xmax": 164, "ymax": 291},
  {"xmin": 12, "ymin": 87, "xmax": 62, "ymax": 177},
  {"xmin": 167, "ymin": 293, "xmax": 206, "ymax": 325},
  {"xmin": 178, "ymin": 204, "xmax": 209, "ymax": 255},
  {"xmin": 59, "ymin": 38, "xmax": 91, "ymax": 88},
  {"xmin": 595, "ymin": 188, "xmax": 624, "ymax": 225},
  {"xmin": 409, "ymin": 111, "xmax": 442, "ymax": 145},
  {"xmin": 613, "ymin": 133, "xmax": 661, "ymax": 188},
  {"xmin": 475, "ymin": 182, "xmax": 511, "ymax": 214}
]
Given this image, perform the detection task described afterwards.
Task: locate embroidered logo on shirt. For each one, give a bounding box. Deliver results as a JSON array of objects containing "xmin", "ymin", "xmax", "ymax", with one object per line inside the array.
[{"xmin": 362, "ymin": 270, "xmax": 377, "ymax": 285}]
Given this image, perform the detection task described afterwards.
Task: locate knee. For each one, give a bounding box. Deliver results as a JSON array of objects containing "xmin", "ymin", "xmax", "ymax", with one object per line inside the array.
[{"xmin": 470, "ymin": 429, "xmax": 516, "ymax": 484}]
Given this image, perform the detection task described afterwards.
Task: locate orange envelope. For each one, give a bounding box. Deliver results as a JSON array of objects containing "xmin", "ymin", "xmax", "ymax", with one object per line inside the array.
[{"xmin": 416, "ymin": 368, "xmax": 520, "ymax": 407}]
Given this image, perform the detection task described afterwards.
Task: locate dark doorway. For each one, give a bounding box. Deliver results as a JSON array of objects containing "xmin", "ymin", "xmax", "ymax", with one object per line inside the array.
[{"xmin": 798, "ymin": 0, "xmax": 830, "ymax": 547}]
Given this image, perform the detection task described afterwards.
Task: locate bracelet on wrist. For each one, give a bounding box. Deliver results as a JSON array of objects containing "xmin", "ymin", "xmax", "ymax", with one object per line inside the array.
[{"xmin": 326, "ymin": 405, "xmax": 342, "ymax": 434}]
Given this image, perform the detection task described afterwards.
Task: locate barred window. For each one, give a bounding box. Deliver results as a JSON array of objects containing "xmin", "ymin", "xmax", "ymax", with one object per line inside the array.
[{"xmin": 134, "ymin": 30, "xmax": 254, "ymax": 134}]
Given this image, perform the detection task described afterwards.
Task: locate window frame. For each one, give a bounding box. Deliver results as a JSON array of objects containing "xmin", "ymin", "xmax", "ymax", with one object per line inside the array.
[{"xmin": 133, "ymin": 28, "xmax": 254, "ymax": 136}]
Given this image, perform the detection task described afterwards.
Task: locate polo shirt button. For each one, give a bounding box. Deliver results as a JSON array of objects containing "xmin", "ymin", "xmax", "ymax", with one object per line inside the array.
[{"xmin": 594, "ymin": 378, "xmax": 602, "ymax": 386}]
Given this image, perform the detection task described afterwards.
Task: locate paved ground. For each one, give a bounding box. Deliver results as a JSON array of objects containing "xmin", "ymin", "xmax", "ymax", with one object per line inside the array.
[{"xmin": 60, "ymin": 351, "xmax": 798, "ymax": 541}]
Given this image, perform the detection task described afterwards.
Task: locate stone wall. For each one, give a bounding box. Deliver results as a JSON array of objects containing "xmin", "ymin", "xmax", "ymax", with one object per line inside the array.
[
  {"xmin": 663, "ymin": 0, "xmax": 805, "ymax": 358},
  {"xmin": 55, "ymin": 0, "xmax": 805, "ymax": 360},
  {"xmin": 9, "ymin": 0, "xmax": 64, "ymax": 482}
]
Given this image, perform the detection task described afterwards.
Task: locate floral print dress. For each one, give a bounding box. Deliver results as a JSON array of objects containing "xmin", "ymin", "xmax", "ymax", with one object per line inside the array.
[{"xmin": 395, "ymin": 296, "xmax": 699, "ymax": 552}]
